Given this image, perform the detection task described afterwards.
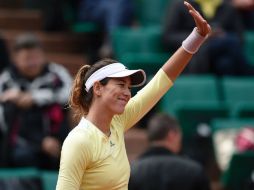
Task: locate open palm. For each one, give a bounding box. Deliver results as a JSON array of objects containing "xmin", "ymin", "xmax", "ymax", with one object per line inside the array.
[{"xmin": 184, "ymin": 1, "xmax": 212, "ymax": 37}]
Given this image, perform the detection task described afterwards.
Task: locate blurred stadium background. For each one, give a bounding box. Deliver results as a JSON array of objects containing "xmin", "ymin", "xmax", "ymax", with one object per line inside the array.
[{"xmin": 0, "ymin": 0, "xmax": 254, "ymax": 190}]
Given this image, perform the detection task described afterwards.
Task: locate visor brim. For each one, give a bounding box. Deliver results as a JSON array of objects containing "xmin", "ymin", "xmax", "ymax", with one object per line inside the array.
[{"xmin": 108, "ymin": 69, "xmax": 146, "ymax": 87}]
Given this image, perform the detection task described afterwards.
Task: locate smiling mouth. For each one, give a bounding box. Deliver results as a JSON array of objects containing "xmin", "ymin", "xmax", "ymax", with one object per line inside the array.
[{"xmin": 117, "ymin": 98, "xmax": 128, "ymax": 104}]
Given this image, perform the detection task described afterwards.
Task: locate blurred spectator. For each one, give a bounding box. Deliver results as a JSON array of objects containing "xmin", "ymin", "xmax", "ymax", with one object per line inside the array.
[
  {"xmin": 41, "ymin": 0, "xmax": 79, "ymax": 31},
  {"xmin": 235, "ymin": 127, "xmax": 254, "ymax": 152},
  {"xmin": 213, "ymin": 128, "xmax": 237, "ymax": 171},
  {"xmin": 0, "ymin": 33, "xmax": 72, "ymax": 169},
  {"xmin": 78, "ymin": 0, "xmax": 134, "ymax": 58},
  {"xmin": 23, "ymin": 0, "xmax": 78, "ymax": 31},
  {"xmin": 163, "ymin": 0, "xmax": 254, "ymax": 75},
  {"xmin": 22, "ymin": 0, "xmax": 72, "ymax": 32},
  {"xmin": 213, "ymin": 126, "xmax": 254, "ymax": 171},
  {"xmin": 0, "ymin": 36, "xmax": 10, "ymax": 73},
  {"xmin": 230, "ymin": 0, "xmax": 254, "ymax": 30},
  {"xmin": 129, "ymin": 113, "xmax": 210, "ymax": 190},
  {"xmin": 41, "ymin": 0, "xmax": 68, "ymax": 31}
]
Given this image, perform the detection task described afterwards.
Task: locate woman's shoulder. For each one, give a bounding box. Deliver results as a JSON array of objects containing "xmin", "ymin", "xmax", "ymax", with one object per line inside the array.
[{"xmin": 63, "ymin": 121, "xmax": 94, "ymax": 147}]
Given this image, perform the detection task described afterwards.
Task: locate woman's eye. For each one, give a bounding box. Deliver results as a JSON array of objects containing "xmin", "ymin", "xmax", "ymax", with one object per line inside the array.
[{"xmin": 118, "ymin": 83, "xmax": 125, "ymax": 87}]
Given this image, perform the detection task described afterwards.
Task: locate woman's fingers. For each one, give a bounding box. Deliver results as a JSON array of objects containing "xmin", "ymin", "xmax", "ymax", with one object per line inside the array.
[
  {"xmin": 189, "ymin": 10, "xmax": 205, "ymax": 35},
  {"xmin": 189, "ymin": 10, "xmax": 202, "ymax": 28},
  {"xmin": 184, "ymin": 1, "xmax": 196, "ymax": 13},
  {"xmin": 184, "ymin": 1, "xmax": 211, "ymax": 36},
  {"xmin": 207, "ymin": 23, "xmax": 212, "ymax": 34}
]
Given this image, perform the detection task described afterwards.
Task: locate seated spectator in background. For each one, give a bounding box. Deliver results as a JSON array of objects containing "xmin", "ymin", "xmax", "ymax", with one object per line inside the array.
[
  {"xmin": 163, "ymin": 0, "xmax": 254, "ymax": 75},
  {"xmin": 23, "ymin": 0, "xmax": 78, "ymax": 31},
  {"xmin": 0, "ymin": 37, "xmax": 9, "ymax": 162},
  {"xmin": 235, "ymin": 127, "xmax": 254, "ymax": 152},
  {"xmin": 41, "ymin": 0, "xmax": 80, "ymax": 31},
  {"xmin": 213, "ymin": 128, "xmax": 237, "ymax": 171},
  {"xmin": 213, "ymin": 126, "xmax": 254, "ymax": 171},
  {"xmin": 0, "ymin": 34, "xmax": 72, "ymax": 169},
  {"xmin": 0, "ymin": 36, "xmax": 10, "ymax": 74},
  {"xmin": 41, "ymin": 0, "xmax": 68, "ymax": 31},
  {"xmin": 129, "ymin": 113, "xmax": 211, "ymax": 190},
  {"xmin": 78, "ymin": 0, "xmax": 134, "ymax": 58},
  {"xmin": 230, "ymin": 0, "xmax": 254, "ymax": 30}
]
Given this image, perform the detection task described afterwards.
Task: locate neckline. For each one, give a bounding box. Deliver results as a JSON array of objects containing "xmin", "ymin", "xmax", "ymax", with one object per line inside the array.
[{"xmin": 81, "ymin": 117, "xmax": 112, "ymax": 138}]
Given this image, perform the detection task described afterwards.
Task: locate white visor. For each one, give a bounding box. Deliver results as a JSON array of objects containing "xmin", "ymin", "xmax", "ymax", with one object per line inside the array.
[{"xmin": 85, "ymin": 63, "xmax": 146, "ymax": 92}]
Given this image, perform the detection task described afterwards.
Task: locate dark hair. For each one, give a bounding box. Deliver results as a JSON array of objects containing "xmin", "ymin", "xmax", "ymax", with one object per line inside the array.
[
  {"xmin": 13, "ymin": 33, "xmax": 42, "ymax": 52},
  {"xmin": 69, "ymin": 58, "xmax": 118, "ymax": 120},
  {"xmin": 147, "ymin": 113, "xmax": 180, "ymax": 142}
]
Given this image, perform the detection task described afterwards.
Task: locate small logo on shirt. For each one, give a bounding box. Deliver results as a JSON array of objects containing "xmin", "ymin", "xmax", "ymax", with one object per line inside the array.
[{"xmin": 110, "ymin": 141, "xmax": 115, "ymax": 147}]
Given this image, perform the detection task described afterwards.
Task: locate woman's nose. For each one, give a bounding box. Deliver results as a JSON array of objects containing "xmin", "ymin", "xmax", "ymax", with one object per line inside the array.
[{"xmin": 123, "ymin": 88, "xmax": 131, "ymax": 98}]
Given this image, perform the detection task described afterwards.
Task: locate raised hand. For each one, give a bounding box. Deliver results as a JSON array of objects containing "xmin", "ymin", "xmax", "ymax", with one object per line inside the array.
[{"xmin": 184, "ymin": 1, "xmax": 211, "ymax": 37}]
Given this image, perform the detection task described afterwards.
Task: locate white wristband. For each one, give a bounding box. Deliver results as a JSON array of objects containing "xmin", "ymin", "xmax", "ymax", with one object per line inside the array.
[{"xmin": 182, "ymin": 27, "xmax": 207, "ymax": 54}]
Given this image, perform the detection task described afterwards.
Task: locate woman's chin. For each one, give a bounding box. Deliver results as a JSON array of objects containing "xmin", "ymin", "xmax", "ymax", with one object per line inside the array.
[{"xmin": 114, "ymin": 107, "xmax": 125, "ymax": 115}]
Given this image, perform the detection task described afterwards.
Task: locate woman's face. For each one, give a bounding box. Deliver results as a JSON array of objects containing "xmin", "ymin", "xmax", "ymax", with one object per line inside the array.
[{"xmin": 99, "ymin": 76, "xmax": 131, "ymax": 115}]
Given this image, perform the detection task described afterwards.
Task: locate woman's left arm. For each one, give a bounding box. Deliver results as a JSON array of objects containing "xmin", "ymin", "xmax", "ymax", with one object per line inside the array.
[
  {"xmin": 162, "ymin": 1, "xmax": 211, "ymax": 81},
  {"xmin": 118, "ymin": 2, "xmax": 211, "ymax": 131}
]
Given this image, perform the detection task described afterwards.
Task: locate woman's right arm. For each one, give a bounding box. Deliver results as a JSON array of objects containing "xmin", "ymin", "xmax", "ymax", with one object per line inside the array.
[{"xmin": 56, "ymin": 132, "xmax": 90, "ymax": 190}]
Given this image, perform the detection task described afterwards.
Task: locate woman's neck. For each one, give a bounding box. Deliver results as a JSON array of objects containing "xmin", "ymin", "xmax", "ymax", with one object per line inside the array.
[{"xmin": 86, "ymin": 106, "xmax": 113, "ymax": 135}]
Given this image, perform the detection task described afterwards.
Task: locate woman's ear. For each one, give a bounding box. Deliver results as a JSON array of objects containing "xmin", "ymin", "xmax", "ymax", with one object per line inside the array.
[{"xmin": 93, "ymin": 81, "xmax": 102, "ymax": 96}]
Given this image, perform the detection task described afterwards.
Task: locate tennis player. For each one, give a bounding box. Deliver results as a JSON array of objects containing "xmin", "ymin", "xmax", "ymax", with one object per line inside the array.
[{"xmin": 56, "ymin": 1, "xmax": 211, "ymax": 190}]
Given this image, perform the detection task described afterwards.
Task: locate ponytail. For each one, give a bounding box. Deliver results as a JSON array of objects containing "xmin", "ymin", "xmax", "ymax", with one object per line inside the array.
[{"xmin": 69, "ymin": 65, "xmax": 92, "ymax": 120}]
